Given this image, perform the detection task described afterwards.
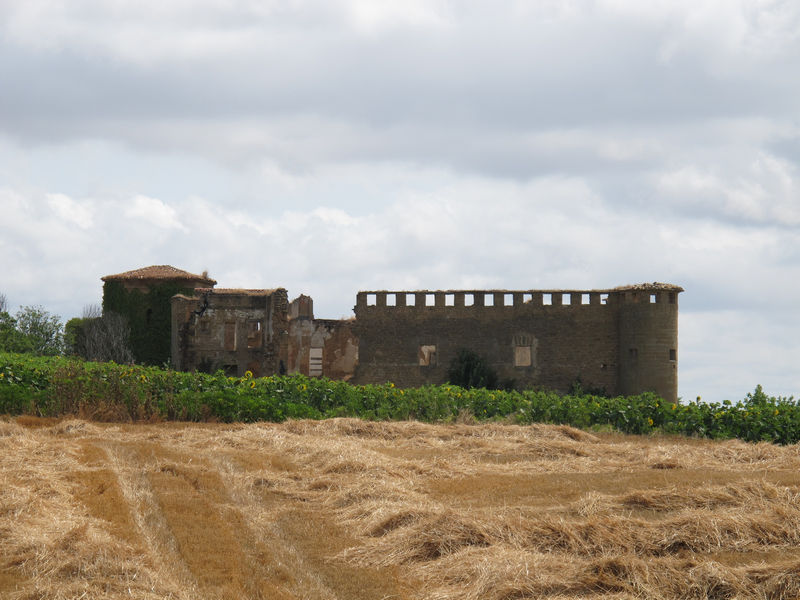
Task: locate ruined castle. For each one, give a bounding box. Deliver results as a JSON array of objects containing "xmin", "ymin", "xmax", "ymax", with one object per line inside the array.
[{"xmin": 101, "ymin": 266, "xmax": 682, "ymax": 401}]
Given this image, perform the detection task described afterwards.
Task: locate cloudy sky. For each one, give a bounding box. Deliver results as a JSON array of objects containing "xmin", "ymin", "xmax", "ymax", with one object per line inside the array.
[{"xmin": 2, "ymin": 0, "xmax": 799, "ymax": 401}]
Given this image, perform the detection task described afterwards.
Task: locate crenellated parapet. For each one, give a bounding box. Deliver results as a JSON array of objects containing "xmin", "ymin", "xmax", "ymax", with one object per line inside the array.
[
  {"xmin": 352, "ymin": 283, "xmax": 683, "ymax": 401},
  {"xmin": 355, "ymin": 283, "xmax": 682, "ymax": 313}
]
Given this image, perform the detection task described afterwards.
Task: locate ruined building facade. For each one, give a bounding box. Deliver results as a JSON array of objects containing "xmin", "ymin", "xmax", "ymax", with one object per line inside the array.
[
  {"xmin": 103, "ymin": 266, "xmax": 682, "ymax": 401},
  {"xmin": 351, "ymin": 286, "xmax": 681, "ymax": 401}
]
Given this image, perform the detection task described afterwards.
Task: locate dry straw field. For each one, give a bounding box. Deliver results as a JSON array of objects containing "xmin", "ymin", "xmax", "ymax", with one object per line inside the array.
[{"xmin": 2, "ymin": 417, "xmax": 800, "ymax": 599}]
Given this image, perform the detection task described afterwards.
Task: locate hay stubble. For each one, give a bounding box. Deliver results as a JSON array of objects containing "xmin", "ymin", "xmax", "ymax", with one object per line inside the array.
[{"xmin": 1, "ymin": 418, "xmax": 800, "ymax": 599}]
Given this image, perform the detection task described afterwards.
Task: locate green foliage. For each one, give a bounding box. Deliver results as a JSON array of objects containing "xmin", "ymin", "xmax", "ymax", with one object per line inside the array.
[
  {"xmin": 0, "ymin": 311, "xmax": 31, "ymax": 354},
  {"xmin": 0, "ymin": 306, "xmax": 63, "ymax": 355},
  {"xmin": 2, "ymin": 352, "xmax": 799, "ymax": 444},
  {"xmin": 102, "ymin": 281, "xmax": 192, "ymax": 365},
  {"xmin": 447, "ymin": 349, "xmax": 499, "ymax": 390}
]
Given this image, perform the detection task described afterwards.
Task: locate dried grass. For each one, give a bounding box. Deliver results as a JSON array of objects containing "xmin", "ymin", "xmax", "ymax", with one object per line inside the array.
[{"xmin": 2, "ymin": 417, "xmax": 800, "ymax": 599}]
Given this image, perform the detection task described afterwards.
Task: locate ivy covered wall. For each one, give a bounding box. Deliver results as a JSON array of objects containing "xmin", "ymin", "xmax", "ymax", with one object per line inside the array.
[{"xmin": 103, "ymin": 281, "xmax": 195, "ymax": 366}]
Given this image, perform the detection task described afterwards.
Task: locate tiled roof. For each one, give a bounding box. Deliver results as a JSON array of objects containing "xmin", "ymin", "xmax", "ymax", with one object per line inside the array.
[
  {"xmin": 203, "ymin": 288, "xmax": 281, "ymax": 296},
  {"xmin": 101, "ymin": 265, "xmax": 217, "ymax": 285}
]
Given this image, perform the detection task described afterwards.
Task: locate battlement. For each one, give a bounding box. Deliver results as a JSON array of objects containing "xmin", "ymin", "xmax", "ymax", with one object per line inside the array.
[{"xmin": 356, "ymin": 284, "xmax": 681, "ymax": 311}]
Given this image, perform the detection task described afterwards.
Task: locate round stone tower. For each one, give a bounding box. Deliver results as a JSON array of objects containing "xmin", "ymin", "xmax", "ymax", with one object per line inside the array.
[{"xmin": 616, "ymin": 283, "xmax": 682, "ymax": 402}]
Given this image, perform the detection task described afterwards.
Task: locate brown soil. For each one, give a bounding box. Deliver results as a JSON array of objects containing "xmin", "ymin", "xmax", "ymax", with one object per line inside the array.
[{"xmin": 1, "ymin": 417, "xmax": 799, "ymax": 599}]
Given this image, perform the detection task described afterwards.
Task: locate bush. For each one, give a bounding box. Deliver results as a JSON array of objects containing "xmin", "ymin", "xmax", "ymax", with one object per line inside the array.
[
  {"xmin": 447, "ymin": 349, "xmax": 499, "ymax": 390},
  {"xmin": 1, "ymin": 352, "xmax": 799, "ymax": 444}
]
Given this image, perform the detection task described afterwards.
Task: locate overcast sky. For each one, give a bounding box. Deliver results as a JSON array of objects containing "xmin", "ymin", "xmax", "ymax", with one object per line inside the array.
[{"xmin": 2, "ymin": 0, "xmax": 799, "ymax": 401}]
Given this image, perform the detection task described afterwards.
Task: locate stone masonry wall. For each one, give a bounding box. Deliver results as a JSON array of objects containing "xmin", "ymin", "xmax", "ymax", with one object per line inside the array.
[
  {"xmin": 171, "ymin": 289, "xmax": 289, "ymax": 377},
  {"xmin": 352, "ymin": 291, "xmax": 620, "ymax": 393},
  {"xmin": 351, "ymin": 288, "xmax": 680, "ymax": 401},
  {"xmin": 288, "ymin": 317, "xmax": 358, "ymax": 380}
]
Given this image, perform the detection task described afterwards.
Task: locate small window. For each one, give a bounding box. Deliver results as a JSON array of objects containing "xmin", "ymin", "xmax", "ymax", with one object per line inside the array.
[
  {"xmin": 224, "ymin": 322, "xmax": 236, "ymax": 351},
  {"xmin": 464, "ymin": 293, "xmax": 474, "ymax": 306},
  {"xmin": 419, "ymin": 345, "xmax": 436, "ymax": 366},
  {"xmin": 309, "ymin": 347, "xmax": 323, "ymax": 376},
  {"xmin": 386, "ymin": 293, "xmax": 396, "ymax": 307},
  {"xmin": 366, "ymin": 294, "xmax": 377, "ymax": 306},
  {"xmin": 504, "ymin": 293, "xmax": 514, "ymax": 306},
  {"xmin": 485, "ymin": 294, "xmax": 494, "ymax": 307},
  {"xmin": 543, "ymin": 293, "xmax": 552, "ymax": 305},
  {"xmin": 514, "ymin": 346, "xmax": 532, "ymax": 367},
  {"xmin": 426, "ymin": 293, "xmax": 435, "ymax": 307},
  {"xmin": 650, "ymin": 294, "xmax": 657, "ymax": 304},
  {"xmin": 562, "ymin": 293, "xmax": 571, "ymax": 305},
  {"xmin": 445, "ymin": 294, "xmax": 455, "ymax": 306},
  {"xmin": 582, "ymin": 293, "xmax": 590, "ymax": 305},
  {"xmin": 600, "ymin": 293, "xmax": 609, "ymax": 304},
  {"xmin": 246, "ymin": 320, "xmax": 262, "ymax": 349},
  {"xmin": 669, "ymin": 349, "xmax": 676, "ymax": 361},
  {"xmin": 406, "ymin": 293, "xmax": 416, "ymax": 306},
  {"xmin": 523, "ymin": 293, "xmax": 532, "ymax": 303}
]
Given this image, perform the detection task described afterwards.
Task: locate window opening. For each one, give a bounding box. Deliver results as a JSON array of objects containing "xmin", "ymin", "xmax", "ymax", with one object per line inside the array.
[
  {"xmin": 246, "ymin": 320, "xmax": 262, "ymax": 349},
  {"xmin": 419, "ymin": 345, "xmax": 436, "ymax": 366},
  {"xmin": 406, "ymin": 293, "xmax": 416, "ymax": 306},
  {"xmin": 484, "ymin": 293, "xmax": 494, "ymax": 307},
  {"xmin": 366, "ymin": 294, "xmax": 377, "ymax": 306},
  {"xmin": 669, "ymin": 349, "xmax": 676, "ymax": 361},
  {"xmin": 523, "ymin": 293, "xmax": 532, "ymax": 303},
  {"xmin": 224, "ymin": 322, "xmax": 236, "ymax": 351},
  {"xmin": 600, "ymin": 293, "xmax": 609, "ymax": 304},
  {"xmin": 582, "ymin": 293, "xmax": 590, "ymax": 305},
  {"xmin": 514, "ymin": 345, "xmax": 532, "ymax": 367},
  {"xmin": 464, "ymin": 293, "xmax": 474, "ymax": 306},
  {"xmin": 543, "ymin": 293, "xmax": 552, "ymax": 305},
  {"xmin": 309, "ymin": 347, "xmax": 323, "ymax": 376},
  {"xmin": 445, "ymin": 294, "xmax": 455, "ymax": 306},
  {"xmin": 650, "ymin": 294, "xmax": 657, "ymax": 304},
  {"xmin": 386, "ymin": 293, "xmax": 396, "ymax": 307}
]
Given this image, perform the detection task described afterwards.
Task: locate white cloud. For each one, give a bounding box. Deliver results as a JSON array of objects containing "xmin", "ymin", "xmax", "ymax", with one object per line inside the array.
[
  {"xmin": 124, "ymin": 195, "xmax": 186, "ymax": 231},
  {"xmin": 46, "ymin": 193, "xmax": 93, "ymax": 229},
  {"xmin": 657, "ymin": 151, "xmax": 800, "ymax": 226}
]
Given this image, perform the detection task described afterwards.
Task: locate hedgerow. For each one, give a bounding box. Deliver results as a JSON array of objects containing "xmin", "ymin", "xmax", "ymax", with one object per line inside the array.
[{"xmin": 1, "ymin": 352, "xmax": 798, "ymax": 443}]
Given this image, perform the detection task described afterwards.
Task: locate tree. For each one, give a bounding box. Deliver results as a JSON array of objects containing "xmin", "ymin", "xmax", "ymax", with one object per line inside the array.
[
  {"xmin": 14, "ymin": 305, "xmax": 64, "ymax": 356},
  {"xmin": 67, "ymin": 311, "xmax": 133, "ymax": 363},
  {"xmin": 447, "ymin": 349, "xmax": 499, "ymax": 390},
  {"xmin": 0, "ymin": 311, "xmax": 31, "ymax": 353}
]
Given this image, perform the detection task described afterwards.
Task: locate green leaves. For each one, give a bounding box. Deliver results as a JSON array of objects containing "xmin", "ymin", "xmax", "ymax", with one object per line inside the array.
[{"xmin": 1, "ymin": 351, "xmax": 798, "ymax": 444}]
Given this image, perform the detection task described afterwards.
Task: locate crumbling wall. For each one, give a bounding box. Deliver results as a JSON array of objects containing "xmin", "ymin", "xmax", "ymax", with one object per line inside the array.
[
  {"xmin": 350, "ymin": 287, "xmax": 680, "ymax": 400},
  {"xmin": 171, "ymin": 289, "xmax": 289, "ymax": 377},
  {"xmin": 288, "ymin": 317, "xmax": 358, "ymax": 380}
]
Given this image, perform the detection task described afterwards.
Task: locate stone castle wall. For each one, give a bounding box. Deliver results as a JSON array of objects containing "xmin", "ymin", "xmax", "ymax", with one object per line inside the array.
[{"xmin": 351, "ymin": 288, "xmax": 679, "ymax": 400}]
